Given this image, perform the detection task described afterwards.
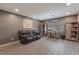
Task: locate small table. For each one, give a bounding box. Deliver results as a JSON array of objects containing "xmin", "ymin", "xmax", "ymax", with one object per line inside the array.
[
  {"xmin": 47, "ymin": 32, "xmax": 52, "ymax": 38},
  {"xmin": 51, "ymin": 33, "xmax": 56, "ymax": 38},
  {"xmin": 47, "ymin": 32, "xmax": 60, "ymax": 39}
]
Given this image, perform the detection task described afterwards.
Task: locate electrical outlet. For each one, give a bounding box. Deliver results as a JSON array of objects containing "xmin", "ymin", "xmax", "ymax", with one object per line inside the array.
[{"xmin": 12, "ymin": 38, "xmax": 14, "ymax": 40}]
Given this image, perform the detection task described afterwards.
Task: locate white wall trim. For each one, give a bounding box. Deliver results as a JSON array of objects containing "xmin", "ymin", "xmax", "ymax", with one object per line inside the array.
[{"xmin": 0, "ymin": 41, "xmax": 19, "ymax": 48}]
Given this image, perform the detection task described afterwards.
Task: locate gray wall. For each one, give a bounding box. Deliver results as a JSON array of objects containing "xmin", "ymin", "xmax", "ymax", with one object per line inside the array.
[
  {"xmin": 0, "ymin": 11, "xmax": 23, "ymax": 44},
  {"xmin": 33, "ymin": 20, "xmax": 39, "ymax": 31},
  {"xmin": 0, "ymin": 11, "xmax": 39, "ymax": 45}
]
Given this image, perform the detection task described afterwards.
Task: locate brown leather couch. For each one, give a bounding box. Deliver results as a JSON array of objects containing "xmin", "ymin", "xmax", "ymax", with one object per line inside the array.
[{"xmin": 19, "ymin": 30, "xmax": 41, "ymax": 45}]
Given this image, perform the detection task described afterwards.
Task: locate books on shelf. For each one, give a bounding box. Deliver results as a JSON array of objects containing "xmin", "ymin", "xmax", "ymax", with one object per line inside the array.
[{"xmin": 65, "ymin": 22, "xmax": 79, "ymax": 41}]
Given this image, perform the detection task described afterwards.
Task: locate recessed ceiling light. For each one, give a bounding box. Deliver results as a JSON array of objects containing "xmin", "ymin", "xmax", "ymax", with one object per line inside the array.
[
  {"xmin": 33, "ymin": 15, "xmax": 36, "ymax": 18},
  {"xmin": 52, "ymin": 19, "xmax": 58, "ymax": 21},
  {"xmin": 41, "ymin": 18, "xmax": 44, "ymax": 20},
  {"xmin": 41, "ymin": 19, "xmax": 44, "ymax": 20},
  {"xmin": 14, "ymin": 9, "xmax": 19, "ymax": 12},
  {"xmin": 67, "ymin": 12, "xmax": 70, "ymax": 15},
  {"xmin": 66, "ymin": 3, "xmax": 71, "ymax": 6}
]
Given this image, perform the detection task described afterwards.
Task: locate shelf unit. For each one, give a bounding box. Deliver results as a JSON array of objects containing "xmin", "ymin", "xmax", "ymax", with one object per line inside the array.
[
  {"xmin": 39, "ymin": 21, "xmax": 45, "ymax": 36},
  {"xmin": 65, "ymin": 22, "xmax": 79, "ymax": 41},
  {"xmin": 71, "ymin": 22, "xmax": 78, "ymax": 41}
]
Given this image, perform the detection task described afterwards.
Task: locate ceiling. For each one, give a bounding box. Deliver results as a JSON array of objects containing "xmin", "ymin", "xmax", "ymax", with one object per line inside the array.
[{"xmin": 0, "ymin": 3, "xmax": 79, "ymax": 20}]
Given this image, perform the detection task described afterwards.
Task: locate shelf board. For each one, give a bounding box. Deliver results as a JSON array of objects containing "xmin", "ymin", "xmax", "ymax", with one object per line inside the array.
[{"xmin": 71, "ymin": 30, "xmax": 77, "ymax": 31}]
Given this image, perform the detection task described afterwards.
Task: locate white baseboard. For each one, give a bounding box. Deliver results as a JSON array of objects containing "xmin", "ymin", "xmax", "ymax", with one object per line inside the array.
[{"xmin": 0, "ymin": 41, "xmax": 19, "ymax": 48}]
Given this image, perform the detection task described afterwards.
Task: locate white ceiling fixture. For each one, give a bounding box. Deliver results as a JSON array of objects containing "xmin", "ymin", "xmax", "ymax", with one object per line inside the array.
[
  {"xmin": 52, "ymin": 19, "xmax": 58, "ymax": 21},
  {"xmin": 41, "ymin": 17, "xmax": 45, "ymax": 20},
  {"xmin": 66, "ymin": 3, "xmax": 71, "ymax": 6},
  {"xmin": 32, "ymin": 15, "xmax": 36, "ymax": 18},
  {"xmin": 14, "ymin": 9, "xmax": 19, "ymax": 12},
  {"xmin": 67, "ymin": 12, "xmax": 70, "ymax": 15}
]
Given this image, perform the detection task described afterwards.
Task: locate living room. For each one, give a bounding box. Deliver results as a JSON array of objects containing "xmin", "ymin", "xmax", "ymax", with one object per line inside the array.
[{"xmin": 0, "ymin": 3, "xmax": 79, "ymax": 55}]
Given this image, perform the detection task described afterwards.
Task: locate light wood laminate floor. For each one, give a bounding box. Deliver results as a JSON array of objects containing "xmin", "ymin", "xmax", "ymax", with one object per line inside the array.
[{"xmin": 0, "ymin": 37, "xmax": 79, "ymax": 55}]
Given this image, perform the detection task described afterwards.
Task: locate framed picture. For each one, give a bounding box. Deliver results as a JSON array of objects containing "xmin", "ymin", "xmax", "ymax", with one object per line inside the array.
[{"xmin": 23, "ymin": 19, "xmax": 33, "ymax": 28}]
